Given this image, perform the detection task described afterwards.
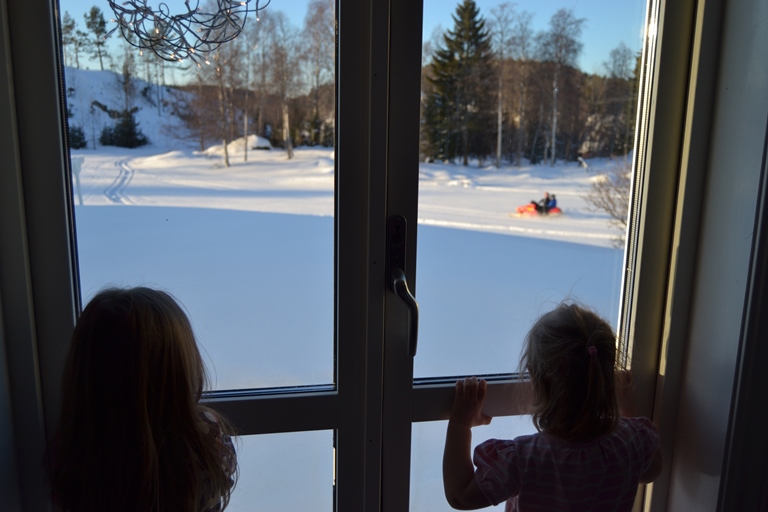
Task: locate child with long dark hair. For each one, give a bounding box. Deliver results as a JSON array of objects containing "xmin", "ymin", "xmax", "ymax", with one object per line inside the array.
[
  {"xmin": 443, "ymin": 303, "xmax": 661, "ymax": 511},
  {"xmin": 47, "ymin": 287, "xmax": 237, "ymax": 512}
]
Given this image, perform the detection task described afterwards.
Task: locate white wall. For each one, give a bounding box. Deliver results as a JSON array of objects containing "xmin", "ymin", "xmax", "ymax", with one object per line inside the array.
[{"xmin": 666, "ymin": 0, "xmax": 768, "ymax": 508}]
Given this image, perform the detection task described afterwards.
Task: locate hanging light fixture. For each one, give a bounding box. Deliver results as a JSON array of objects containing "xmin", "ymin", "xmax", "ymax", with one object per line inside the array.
[{"xmin": 106, "ymin": 0, "xmax": 270, "ymax": 63}]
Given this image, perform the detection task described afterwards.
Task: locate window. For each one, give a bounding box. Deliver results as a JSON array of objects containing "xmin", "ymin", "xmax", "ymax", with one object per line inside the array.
[
  {"xmin": 65, "ymin": 0, "xmax": 336, "ymax": 391},
  {"xmin": 2, "ymin": 0, "xmax": 708, "ymax": 509}
]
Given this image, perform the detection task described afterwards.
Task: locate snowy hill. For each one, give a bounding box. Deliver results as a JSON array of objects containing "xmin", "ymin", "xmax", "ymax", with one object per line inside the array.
[{"xmin": 63, "ymin": 66, "xmax": 193, "ymax": 150}]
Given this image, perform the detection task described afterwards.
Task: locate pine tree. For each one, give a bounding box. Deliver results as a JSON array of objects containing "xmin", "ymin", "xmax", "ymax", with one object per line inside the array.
[
  {"xmin": 61, "ymin": 12, "xmax": 76, "ymax": 68},
  {"xmin": 84, "ymin": 6, "xmax": 109, "ymax": 70},
  {"xmin": 422, "ymin": 0, "xmax": 495, "ymax": 165},
  {"xmin": 61, "ymin": 12, "xmax": 89, "ymax": 69}
]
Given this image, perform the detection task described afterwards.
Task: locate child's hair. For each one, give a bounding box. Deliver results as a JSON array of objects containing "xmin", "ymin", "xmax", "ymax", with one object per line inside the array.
[
  {"xmin": 47, "ymin": 287, "xmax": 237, "ymax": 512},
  {"xmin": 521, "ymin": 302, "xmax": 620, "ymax": 442}
]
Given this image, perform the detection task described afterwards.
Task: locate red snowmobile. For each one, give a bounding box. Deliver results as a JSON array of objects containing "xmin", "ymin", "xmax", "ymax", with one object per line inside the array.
[
  {"xmin": 512, "ymin": 200, "xmax": 563, "ymax": 217},
  {"xmin": 509, "ymin": 192, "xmax": 563, "ymax": 217},
  {"xmin": 510, "ymin": 201, "xmax": 563, "ymax": 217}
]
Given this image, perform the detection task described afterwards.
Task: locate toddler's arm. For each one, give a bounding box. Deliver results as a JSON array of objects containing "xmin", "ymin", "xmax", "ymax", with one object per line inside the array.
[
  {"xmin": 615, "ymin": 370, "xmax": 663, "ymax": 483},
  {"xmin": 640, "ymin": 448, "xmax": 663, "ymax": 483},
  {"xmin": 443, "ymin": 377, "xmax": 493, "ymax": 510},
  {"xmin": 615, "ymin": 369, "xmax": 637, "ymax": 417}
]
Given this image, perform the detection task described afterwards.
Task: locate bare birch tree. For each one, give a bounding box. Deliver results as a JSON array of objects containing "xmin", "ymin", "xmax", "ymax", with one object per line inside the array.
[
  {"xmin": 246, "ymin": 11, "xmax": 272, "ymax": 141},
  {"xmin": 203, "ymin": 34, "xmax": 247, "ymax": 167},
  {"xmin": 265, "ymin": 11, "xmax": 302, "ymax": 159},
  {"xmin": 302, "ymin": 0, "xmax": 335, "ymax": 145},
  {"xmin": 489, "ymin": 3, "xmax": 515, "ymax": 168},
  {"xmin": 535, "ymin": 9, "xmax": 585, "ymax": 166},
  {"xmin": 583, "ymin": 159, "xmax": 632, "ymax": 245},
  {"xmin": 510, "ymin": 10, "xmax": 534, "ymax": 166},
  {"xmin": 603, "ymin": 42, "xmax": 634, "ymax": 157}
]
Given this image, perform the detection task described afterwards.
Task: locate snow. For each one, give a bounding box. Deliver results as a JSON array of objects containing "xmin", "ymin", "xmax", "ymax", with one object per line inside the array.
[{"xmin": 65, "ymin": 67, "xmax": 627, "ymax": 510}]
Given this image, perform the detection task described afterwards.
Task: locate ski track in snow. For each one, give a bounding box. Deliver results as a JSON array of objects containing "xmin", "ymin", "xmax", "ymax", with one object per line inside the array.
[{"xmin": 103, "ymin": 158, "xmax": 136, "ymax": 205}]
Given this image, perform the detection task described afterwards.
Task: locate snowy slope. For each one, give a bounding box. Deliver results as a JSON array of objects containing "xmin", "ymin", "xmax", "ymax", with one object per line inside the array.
[{"xmin": 64, "ymin": 66, "xmax": 193, "ymax": 150}]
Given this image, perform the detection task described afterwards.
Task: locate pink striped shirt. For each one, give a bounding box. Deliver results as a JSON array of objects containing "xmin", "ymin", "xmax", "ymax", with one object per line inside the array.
[{"xmin": 473, "ymin": 417, "xmax": 659, "ymax": 512}]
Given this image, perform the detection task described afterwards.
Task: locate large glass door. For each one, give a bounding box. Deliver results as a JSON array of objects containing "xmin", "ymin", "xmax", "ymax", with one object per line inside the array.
[
  {"xmin": 44, "ymin": 0, "xmax": 659, "ymax": 510},
  {"xmin": 395, "ymin": 0, "xmax": 657, "ymax": 509},
  {"xmin": 5, "ymin": 0, "xmax": 716, "ymax": 507},
  {"xmin": 51, "ymin": 0, "xmax": 422, "ymax": 510}
]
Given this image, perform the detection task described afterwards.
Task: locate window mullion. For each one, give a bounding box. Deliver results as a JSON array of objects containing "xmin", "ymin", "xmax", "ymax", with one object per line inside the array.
[
  {"xmin": 335, "ymin": 0, "xmax": 384, "ymax": 510},
  {"xmin": 380, "ymin": 0, "xmax": 425, "ymax": 510}
]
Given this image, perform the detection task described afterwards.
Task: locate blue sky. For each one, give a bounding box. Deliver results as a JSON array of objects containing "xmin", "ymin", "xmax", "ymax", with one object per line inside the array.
[
  {"xmin": 424, "ymin": 0, "xmax": 648, "ymax": 73},
  {"xmin": 60, "ymin": 0, "xmax": 648, "ymax": 74}
]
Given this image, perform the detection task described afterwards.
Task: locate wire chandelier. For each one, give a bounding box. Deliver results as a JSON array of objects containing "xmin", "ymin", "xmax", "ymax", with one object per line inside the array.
[{"xmin": 106, "ymin": 0, "xmax": 270, "ymax": 64}]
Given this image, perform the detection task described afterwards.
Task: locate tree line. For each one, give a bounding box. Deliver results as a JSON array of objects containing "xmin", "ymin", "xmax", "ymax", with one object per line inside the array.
[
  {"xmin": 60, "ymin": 2, "xmax": 335, "ymax": 163},
  {"xmin": 176, "ymin": 0, "xmax": 335, "ymax": 164},
  {"xmin": 61, "ymin": 1, "xmax": 636, "ymax": 168},
  {"xmin": 421, "ymin": 0, "xmax": 640, "ymax": 167}
]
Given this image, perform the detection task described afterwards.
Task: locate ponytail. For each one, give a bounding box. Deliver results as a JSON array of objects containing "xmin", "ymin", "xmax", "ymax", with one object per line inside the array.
[{"xmin": 522, "ymin": 303, "xmax": 619, "ymax": 441}]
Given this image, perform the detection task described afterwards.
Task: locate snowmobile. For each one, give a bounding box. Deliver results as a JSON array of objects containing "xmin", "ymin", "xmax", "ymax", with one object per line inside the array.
[{"xmin": 511, "ymin": 201, "xmax": 563, "ymax": 218}]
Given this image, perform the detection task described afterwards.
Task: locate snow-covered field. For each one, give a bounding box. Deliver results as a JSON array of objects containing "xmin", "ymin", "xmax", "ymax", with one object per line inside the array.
[
  {"xmin": 66, "ymin": 67, "xmax": 628, "ymax": 511},
  {"xmin": 71, "ymin": 142, "xmax": 625, "ymax": 511},
  {"xmin": 72, "ymin": 144, "xmax": 625, "ymax": 386}
]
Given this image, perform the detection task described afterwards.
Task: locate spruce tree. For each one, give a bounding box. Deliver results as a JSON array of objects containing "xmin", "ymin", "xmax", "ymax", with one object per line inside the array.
[
  {"xmin": 423, "ymin": 0, "xmax": 495, "ymax": 165},
  {"xmin": 99, "ymin": 110, "xmax": 148, "ymax": 148}
]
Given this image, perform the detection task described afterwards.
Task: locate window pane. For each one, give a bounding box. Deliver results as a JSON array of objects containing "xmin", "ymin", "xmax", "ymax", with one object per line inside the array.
[
  {"xmin": 416, "ymin": 0, "xmax": 648, "ymax": 377},
  {"xmin": 61, "ymin": 0, "xmax": 336, "ymax": 389},
  {"xmin": 410, "ymin": 416, "xmax": 536, "ymax": 511},
  {"xmin": 230, "ymin": 430, "xmax": 334, "ymax": 511}
]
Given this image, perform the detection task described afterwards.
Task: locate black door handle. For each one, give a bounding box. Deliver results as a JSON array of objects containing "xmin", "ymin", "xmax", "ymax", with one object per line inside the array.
[{"xmin": 387, "ymin": 215, "xmax": 419, "ymax": 357}]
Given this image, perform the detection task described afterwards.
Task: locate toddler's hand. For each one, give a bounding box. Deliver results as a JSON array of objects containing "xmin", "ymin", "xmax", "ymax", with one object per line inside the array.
[
  {"xmin": 449, "ymin": 377, "xmax": 492, "ymax": 428},
  {"xmin": 615, "ymin": 369, "xmax": 636, "ymax": 417}
]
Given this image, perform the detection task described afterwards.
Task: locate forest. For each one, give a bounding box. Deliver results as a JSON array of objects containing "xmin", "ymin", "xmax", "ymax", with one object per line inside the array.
[
  {"xmin": 59, "ymin": 0, "xmax": 639, "ymax": 167},
  {"xmin": 421, "ymin": 1, "xmax": 640, "ymax": 167}
]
